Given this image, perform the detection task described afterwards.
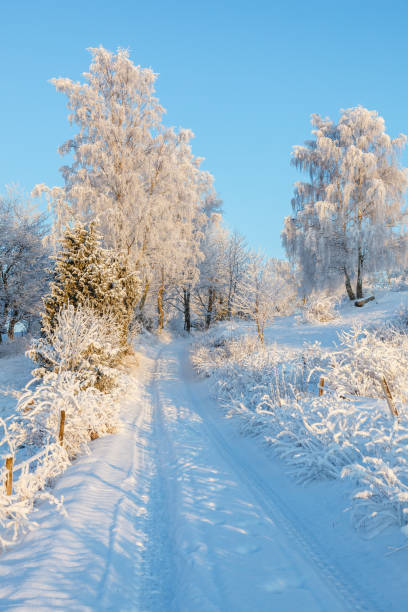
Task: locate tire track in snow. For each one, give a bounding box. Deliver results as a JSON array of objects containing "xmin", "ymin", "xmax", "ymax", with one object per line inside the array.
[{"xmin": 139, "ymin": 348, "xmax": 180, "ymax": 611}]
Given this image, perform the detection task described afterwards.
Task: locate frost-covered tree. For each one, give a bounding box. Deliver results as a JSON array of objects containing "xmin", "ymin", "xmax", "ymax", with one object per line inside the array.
[
  {"xmin": 42, "ymin": 223, "xmax": 138, "ymax": 345},
  {"xmin": 34, "ymin": 47, "xmax": 164, "ymax": 258},
  {"xmin": 234, "ymin": 253, "xmax": 295, "ymax": 343},
  {"xmin": 283, "ymin": 107, "xmax": 408, "ymax": 299},
  {"xmin": 224, "ymin": 231, "xmax": 249, "ymax": 319},
  {"xmin": 194, "ymin": 227, "xmax": 249, "ymax": 327},
  {"xmin": 0, "ymin": 189, "xmax": 49, "ymax": 341},
  {"xmin": 194, "ymin": 213, "xmax": 229, "ymax": 328},
  {"xmin": 34, "ymin": 47, "xmax": 216, "ymax": 329}
]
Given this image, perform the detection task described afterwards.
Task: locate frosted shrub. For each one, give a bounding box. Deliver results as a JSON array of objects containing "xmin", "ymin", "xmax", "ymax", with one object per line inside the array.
[
  {"xmin": 192, "ymin": 333, "xmax": 260, "ymax": 377},
  {"xmin": 192, "ymin": 331, "xmax": 323, "ymax": 408},
  {"xmin": 325, "ymin": 324, "xmax": 408, "ymax": 404},
  {"xmin": 18, "ymin": 371, "xmax": 122, "ymax": 458},
  {"xmin": 342, "ymin": 452, "xmax": 408, "ymax": 537},
  {"xmin": 0, "ymin": 413, "xmax": 68, "ymax": 549},
  {"xmin": 29, "ymin": 304, "xmax": 123, "ymax": 391},
  {"xmin": 298, "ymin": 293, "xmax": 340, "ymax": 324}
]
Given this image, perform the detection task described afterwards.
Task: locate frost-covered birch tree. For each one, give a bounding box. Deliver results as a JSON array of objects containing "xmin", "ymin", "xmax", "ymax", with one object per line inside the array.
[
  {"xmin": 34, "ymin": 47, "xmax": 164, "ymax": 258},
  {"xmin": 194, "ymin": 213, "xmax": 228, "ymax": 329},
  {"xmin": 283, "ymin": 107, "xmax": 408, "ymax": 299},
  {"xmin": 224, "ymin": 231, "xmax": 249, "ymax": 320},
  {"xmin": 234, "ymin": 253, "xmax": 295, "ymax": 343}
]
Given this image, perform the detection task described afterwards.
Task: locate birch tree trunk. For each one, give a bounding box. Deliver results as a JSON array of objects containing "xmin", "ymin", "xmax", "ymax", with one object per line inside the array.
[
  {"xmin": 8, "ymin": 309, "xmax": 18, "ymax": 340},
  {"xmin": 344, "ymin": 267, "xmax": 356, "ymax": 300},
  {"xmin": 205, "ymin": 287, "xmax": 215, "ymax": 330},
  {"xmin": 356, "ymin": 246, "xmax": 364, "ymax": 299},
  {"xmin": 183, "ymin": 288, "xmax": 191, "ymax": 333},
  {"xmin": 157, "ymin": 271, "xmax": 165, "ymax": 330},
  {"xmin": 138, "ymin": 279, "xmax": 150, "ymax": 312}
]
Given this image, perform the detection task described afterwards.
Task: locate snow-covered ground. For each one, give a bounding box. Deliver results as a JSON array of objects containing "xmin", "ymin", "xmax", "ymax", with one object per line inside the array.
[
  {"xmin": 0, "ymin": 346, "xmax": 33, "ymax": 420},
  {"xmin": 0, "ymin": 292, "xmax": 408, "ymax": 610}
]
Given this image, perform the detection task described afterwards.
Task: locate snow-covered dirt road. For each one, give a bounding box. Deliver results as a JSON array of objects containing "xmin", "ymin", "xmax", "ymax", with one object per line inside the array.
[
  {"xmin": 143, "ymin": 340, "xmax": 371, "ymax": 612},
  {"xmin": 0, "ymin": 339, "xmax": 376, "ymax": 611}
]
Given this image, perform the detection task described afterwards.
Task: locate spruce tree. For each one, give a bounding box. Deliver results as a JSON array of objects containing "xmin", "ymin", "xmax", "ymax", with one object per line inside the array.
[{"xmin": 42, "ymin": 222, "xmax": 138, "ymax": 345}]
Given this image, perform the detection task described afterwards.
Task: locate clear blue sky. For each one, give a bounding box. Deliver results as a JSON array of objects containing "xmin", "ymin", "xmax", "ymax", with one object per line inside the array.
[{"xmin": 1, "ymin": 0, "xmax": 408, "ymax": 258}]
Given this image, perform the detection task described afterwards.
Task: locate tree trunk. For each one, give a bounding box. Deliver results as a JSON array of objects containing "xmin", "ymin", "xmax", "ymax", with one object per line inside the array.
[
  {"xmin": 344, "ymin": 267, "xmax": 355, "ymax": 301},
  {"xmin": 138, "ymin": 279, "xmax": 150, "ymax": 312},
  {"xmin": 205, "ymin": 287, "xmax": 215, "ymax": 330},
  {"xmin": 255, "ymin": 294, "xmax": 264, "ymax": 344},
  {"xmin": 157, "ymin": 283, "xmax": 164, "ymax": 330},
  {"xmin": 356, "ymin": 247, "xmax": 363, "ymax": 299},
  {"xmin": 227, "ymin": 296, "xmax": 232, "ymax": 321},
  {"xmin": 227, "ymin": 281, "xmax": 237, "ymax": 320},
  {"xmin": 0, "ymin": 301, "xmax": 10, "ymax": 344},
  {"xmin": 183, "ymin": 289, "xmax": 191, "ymax": 333},
  {"xmin": 256, "ymin": 318, "xmax": 264, "ymax": 344},
  {"xmin": 8, "ymin": 309, "xmax": 18, "ymax": 340}
]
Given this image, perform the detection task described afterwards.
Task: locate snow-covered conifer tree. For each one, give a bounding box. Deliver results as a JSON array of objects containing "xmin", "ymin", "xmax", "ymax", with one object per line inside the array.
[{"xmin": 42, "ymin": 223, "xmax": 138, "ymax": 345}]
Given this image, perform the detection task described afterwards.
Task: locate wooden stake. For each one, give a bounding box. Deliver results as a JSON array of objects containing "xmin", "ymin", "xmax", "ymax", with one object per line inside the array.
[
  {"xmin": 59, "ymin": 410, "xmax": 66, "ymax": 445},
  {"xmin": 319, "ymin": 376, "xmax": 325, "ymax": 396},
  {"xmin": 5, "ymin": 456, "xmax": 13, "ymax": 496},
  {"xmin": 381, "ymin": 377, "xmax": 399, "ymax": 419}
]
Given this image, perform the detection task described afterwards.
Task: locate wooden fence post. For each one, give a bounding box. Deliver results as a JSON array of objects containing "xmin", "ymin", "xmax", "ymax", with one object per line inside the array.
[
  {"xmin": 380, "ymin": 377, "xmax": 399, "ymax": 420},
  {"xmin": 59, "ymin": 410, "xmax": 66, "ymax": 445},
  {"xmin": 5, "ymin": 456, "xmax": 13, "ymax": 496},
  {"xmin": 319, "ymin": 376, "xmax": 325, "ymax": 396}
]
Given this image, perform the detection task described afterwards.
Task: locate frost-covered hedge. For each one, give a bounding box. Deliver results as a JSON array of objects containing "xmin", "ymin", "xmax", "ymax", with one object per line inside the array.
[
  {"xmin": 192, "ymin": 324, "xmax": 408, "ymax": 537},
  {"xmin": 0, "ymin": 305, "xmax": 131, "ymax": 549}
]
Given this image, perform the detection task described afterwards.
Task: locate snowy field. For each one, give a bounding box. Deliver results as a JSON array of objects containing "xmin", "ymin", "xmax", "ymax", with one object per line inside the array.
[
  {"xmin": 0, "ymin": 341, "xmax": 33, "ymax": 420},
  {"xmin": 0, "ymin": 292, "xmax": 408, "ymax": 609}
]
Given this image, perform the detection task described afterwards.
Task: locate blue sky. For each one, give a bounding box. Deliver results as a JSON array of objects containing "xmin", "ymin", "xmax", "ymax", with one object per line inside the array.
[{"xmin": 1, "ymin": 0, "xmax": 408, "ymax": 257}]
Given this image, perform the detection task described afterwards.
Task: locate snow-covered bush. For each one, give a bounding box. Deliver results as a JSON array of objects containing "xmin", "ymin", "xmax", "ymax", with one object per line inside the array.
[
  {"xmin": 0, "ymin": 413, "xmax": 68, "ymax": 549},
  {"xmin": 298, "ymin": 293, "xmax": 340, "ymax": 324},
  {"xmin": 324, "ymin": 324, "xmax": 408, "ymax": 404},
  {"xmin": 29, "ymin": 305, "xmax": 123, "ymax": 392},
  {"xmin": 342, "ymin": 452, "xmax": 408, "ymax": 537},
  {"xmin": 0, "ymin": 303, "xmax": 131, "ymax": 550},
  {"xmin": 192, "ymin": 331, "xmax": 323, "ymax": 408},
  {"xmin": 17, "ymin": 370, "xmax": 122, "ymax": 457}
]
